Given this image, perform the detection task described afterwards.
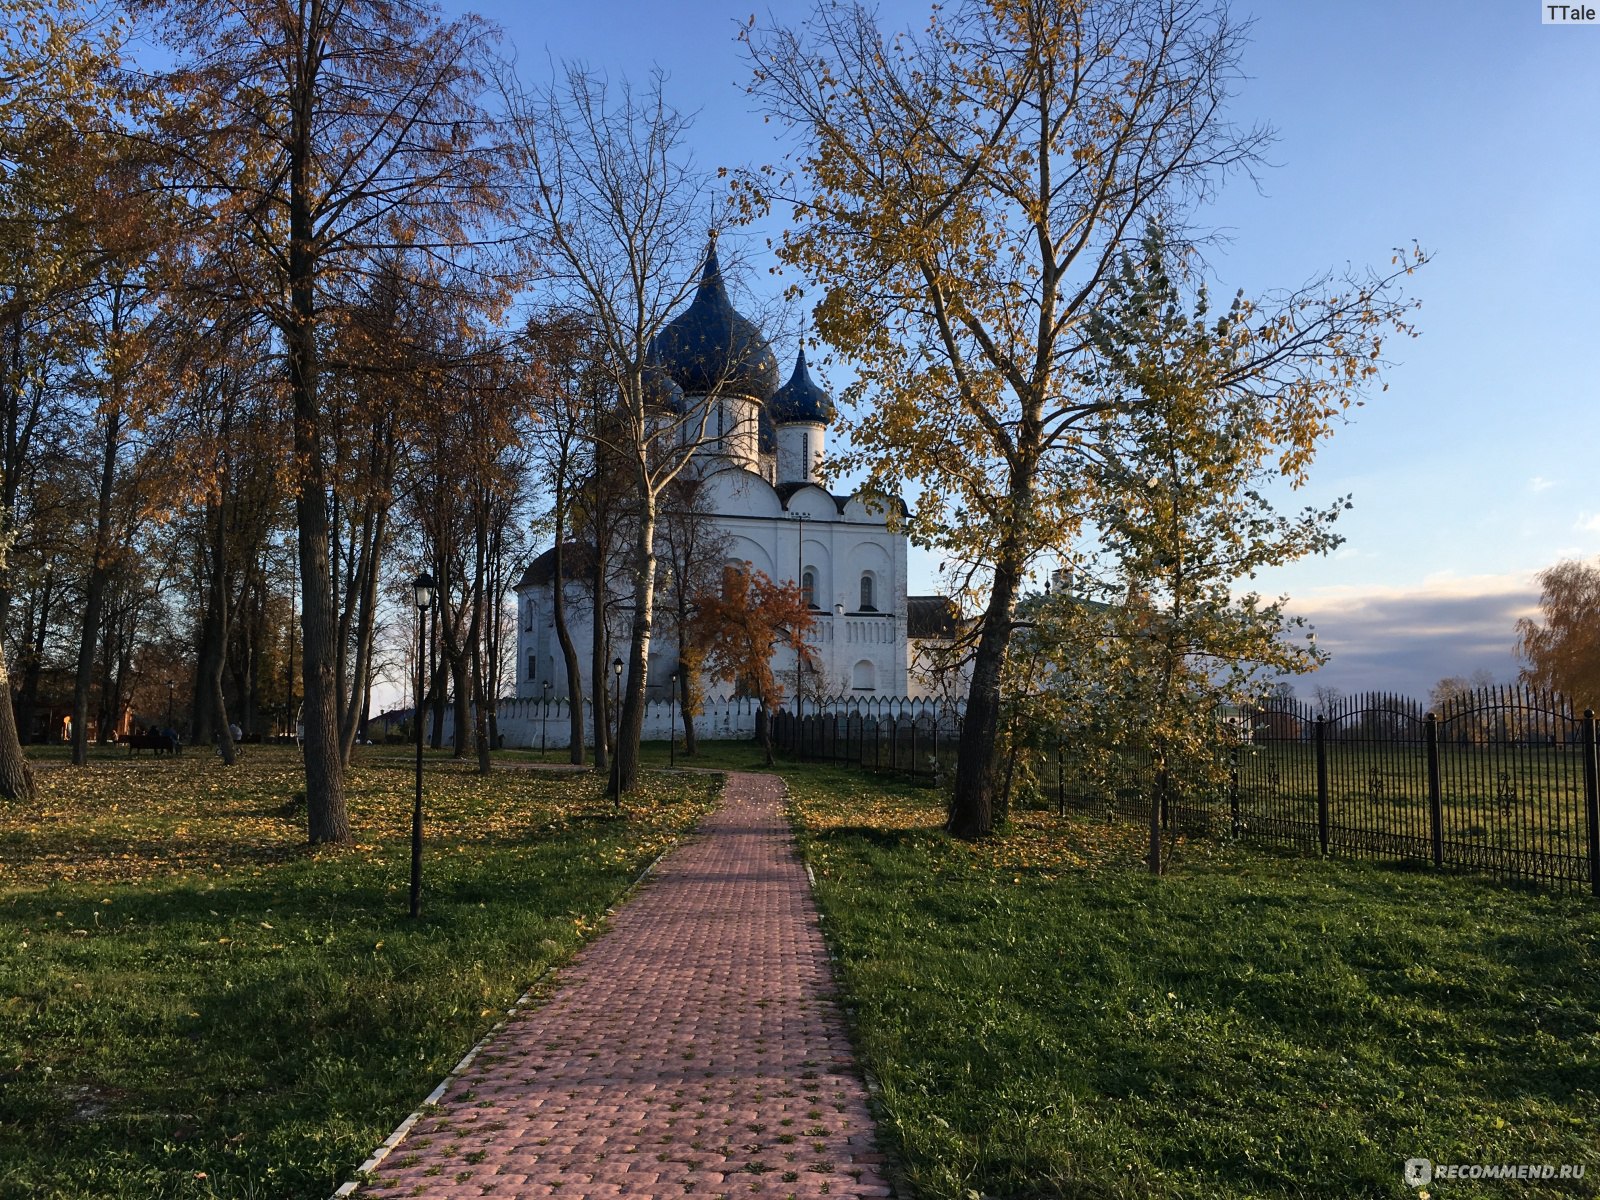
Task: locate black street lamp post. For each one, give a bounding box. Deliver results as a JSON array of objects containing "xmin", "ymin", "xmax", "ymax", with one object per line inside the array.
[
  {"xmin": 541, "ymin": 679, "xmax": 551, "ymax": 758},
  {"xmin": 669, "ymin": 671, "xmax": 677, "ymax": 767},
  {"xmin": 410, "ymin": 571, "xmax": 436, "ymax": 919},
  {"xmin": 611, "ymin": 657, "xmax": 622, "ymax": 809},
  {"xmin": 165, "ymin": 680, "xmax": 174, "ymax": 730}
]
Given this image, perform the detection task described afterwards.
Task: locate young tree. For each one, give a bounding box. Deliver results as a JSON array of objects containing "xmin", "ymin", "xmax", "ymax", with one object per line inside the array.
[
  {"xmin": 656, "ymin": 477, "xmax": 731, "ymax": 757},
  {"xmin": 1059, "ymin": 232, "xmax": 1383, "ymax": 870},
  {"xmin": 1516, "ymin": 560, "xmax": 1600, "ymax": 710},
  {"xmin": 745, "ymin": 0, "xmax": 1422, "ymax": 838},
  {"xmin": 153, "ymin": 0, "xmax": 509, "ymax": 841},
  {"xmin": 65, "ymin": 178, "xmax": 178, "ymax": 766},
  {"xmin": 691, "ymin": 565, "xmax": 814, "ymax": 765},
  {"xmin": 500, "ymin": 64, "xmax": 751, "ymax": 795},
  {"xmin": 523, "ymin": 312, "xmax": 606, "ymax": 764}
]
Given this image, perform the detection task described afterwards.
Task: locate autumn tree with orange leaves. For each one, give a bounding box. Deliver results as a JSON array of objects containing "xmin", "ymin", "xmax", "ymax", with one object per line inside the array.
[
  {"xmin": 150, "ymin": 0, "xmax": 511, "ymax": 842},
  {"xmin": 745, "ymin": 0, "xmax": 1423, "ymax": 839},
  {"xmin": 1517, "ymin": 560, "xmax": 1600, "ymax": 711},
  {"xmin": 0, "ymin": 0, "xmax": 146, "ymax": 799},
  {"xmin": 691, "ymin": 567, "xmax": 814, "ymax": 766}
]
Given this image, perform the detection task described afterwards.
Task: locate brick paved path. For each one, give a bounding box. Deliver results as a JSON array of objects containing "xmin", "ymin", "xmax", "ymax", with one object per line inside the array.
[{"xmin": 350, "ymin": 772, "xmax": 891, "ymax": 1199}]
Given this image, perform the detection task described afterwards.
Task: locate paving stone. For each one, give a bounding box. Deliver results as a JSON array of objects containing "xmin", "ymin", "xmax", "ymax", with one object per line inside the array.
[{"xmin": 352, "ymin": 772, "xmax": 891, "ymax": 1198}]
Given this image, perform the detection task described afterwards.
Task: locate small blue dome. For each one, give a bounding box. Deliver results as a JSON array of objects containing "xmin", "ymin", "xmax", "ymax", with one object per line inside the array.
[
  {"xmin": 769, "ymin": 347, "xmax": 835, "ymax": 425},
  {"xmin": 643, "ymin": 361, "xmax": 686, "ymax": 414},
  {"xmin": 758, "ymin": 407, "xmax": 777, "ymax": 455},
  {"xmin": 649, "ymin": 236, "xmax": 778, "ymax": 402}
]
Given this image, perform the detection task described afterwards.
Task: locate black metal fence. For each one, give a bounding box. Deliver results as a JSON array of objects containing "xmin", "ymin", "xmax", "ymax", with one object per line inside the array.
[
  {"xmin": 1053, "ymin": 688, "xmax": 1599, "ymax": 895},
  {"xmin": 777, "ymin": 687, "xmax": 1599, "ymax": 895},
  {"xmin": 771, "ymin": 698, "xmax": 962, "ymax": 784}
]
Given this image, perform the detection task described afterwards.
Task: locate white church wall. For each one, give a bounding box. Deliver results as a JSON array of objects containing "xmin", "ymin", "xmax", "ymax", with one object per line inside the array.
[
  {"xmin": 699, "ymin": 468, "xmax": 783, "ymax": 517},
  {"xmin": 516, "ymin": 463, "xmax": 916, "ymax": 706}
]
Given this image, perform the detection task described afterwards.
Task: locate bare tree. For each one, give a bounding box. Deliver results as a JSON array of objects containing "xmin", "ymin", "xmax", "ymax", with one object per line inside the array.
[
  {"xmin": 523, "ymin": 312, "xmax": 607, "ymax": 763},
  {"xmin": 500, "ymin": 63, "xmax": 750, "ymax": 794}
]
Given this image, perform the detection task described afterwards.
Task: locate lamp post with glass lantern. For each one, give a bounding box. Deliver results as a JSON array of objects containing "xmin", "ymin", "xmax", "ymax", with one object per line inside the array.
[
  {"xmin": 669, "ymin": 671, "xmax": 677, "ymax": 767},
  {"xmin": 541, "ymin": 679, "xmax": 551, "ymax": 757},
  {"xmin": 165, "ymin": 680, "xmax": 174, "ymax": 730},
  {"xmin": 409, "ymin": 572, "xmax": 435, "ymax": 918}
]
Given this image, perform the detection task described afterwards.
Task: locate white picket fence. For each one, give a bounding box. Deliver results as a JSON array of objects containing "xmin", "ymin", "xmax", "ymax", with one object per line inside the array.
[
  {"xmin": 440, "ymin": 693, "xmax": 955, "ymax": 749},
  {"xmin": 441, "ymin": 696, "xmax": 759, "ymax": 749}
]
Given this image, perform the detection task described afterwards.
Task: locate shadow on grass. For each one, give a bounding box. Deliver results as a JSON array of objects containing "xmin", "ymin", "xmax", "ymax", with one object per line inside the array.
[{"xmin": 806, "ymin": 824, "xmax": 927, "ymax": 851}]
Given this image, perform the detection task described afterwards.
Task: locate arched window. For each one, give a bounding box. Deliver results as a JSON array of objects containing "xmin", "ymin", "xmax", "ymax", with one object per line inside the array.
[
  {"xmin": 802, "ymin": 569, "xmax": 817, "ymax": 609},
  {"xmin": 859, "ymin": 573, "xmax": 876, "ymax": 612},
  {"xmin": 852, "ymin": 659, "xmax": 876, "ymax": 691}
]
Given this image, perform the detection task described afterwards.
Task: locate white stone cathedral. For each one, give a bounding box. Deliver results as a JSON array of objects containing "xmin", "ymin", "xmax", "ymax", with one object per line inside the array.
[{"xmin": 514, "ymin": 239, "xmax": 954, "ymax": 706}]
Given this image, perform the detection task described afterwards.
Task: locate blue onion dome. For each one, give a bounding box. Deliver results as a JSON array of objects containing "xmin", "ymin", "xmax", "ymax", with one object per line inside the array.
[
  {"xmin": 643, "ymin": 360, "xmax": 686, "ymax": 414},
  {"xmin": 648, "ymin": 234, "xmax": 779, "ymax": 402},
  {"xmin": 758, "ymin": 407, "xmax": 777, "ymax": 455},
  {"xmin": 768, "ymin": 346, "xmax": 836, "ymax": 425}
]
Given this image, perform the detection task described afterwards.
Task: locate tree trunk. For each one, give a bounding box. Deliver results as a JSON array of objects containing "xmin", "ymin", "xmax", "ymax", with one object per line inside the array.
[
  {"xmin": 679, "ymin": 660, "xmax": 698, "ymax": 757},
  {"xmin": 614, "ymin": 489, "xmax": 656, "ymax": 794},
  {"xmin": 72, "ymin": 403, "xmax": 120, "ymax": 767},
  {"xmin": 193, "ymin": 604, "xmax": 224, "ymax": 749},
  {"xmin": 0, "ymin": 643, "xmax": 35, "ymax": 800},
  {"xmin": 17, "ymin": 567, "xmax": 56, "ymax": 744},
  {"xmin": 1149, "ymin": 759, "xmax": 1167, "ymax": 876},
  {"xmin": 948, "ymin": 554, "xmax": 1024, "ymax": 840},
  {"xmin": 208, "ymin": 498, "xmax": 238, "ymax": 766},
  {"xmin": 338, "ymin": 501, "xmax": 386, "ymax": 766},
  {"xmin": 450, "ymin": 647, "xmax": 470, "ymax": 759},
  {"xmin": 591, "ymin": 544, "xmax": 610, "ymax": 775},
  {"xmin": 551, "ymin": 527, "xmax": 585, "ymax": 765},
  {"xmin": 290, "ymin": 327, "xmax": 350, "ymax": 843},
  {"xmin": 429, "ymin": 602, "xmax": 446, "ymax": 749},
  {"xmin": 286, "ymin": 28, "xmax": 350, "ymax": 845},
  {"xmin": 471, "ymin": 515, "xmax": 491, "ymax": 774}
]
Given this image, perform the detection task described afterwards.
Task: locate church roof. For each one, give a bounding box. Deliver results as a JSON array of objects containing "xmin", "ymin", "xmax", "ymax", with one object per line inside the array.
[
  {"xmin": 648, "ymin": 235, "xmax": 779, "ymax": 402},
  {"xmin": 907, "ymin": 595, "xmax": 960, "ymax": 639},
  {"xmin": 516, "ymin": 542, "xmax": 594, "ymax": 591},
  {"xmin": 775, "ymin": 480, "xmax": 848, "ymax": 514},
  {"xmin": 758, "ymin": 407, "xmax": 777, "ymax": 455},
  {"xmin": 769, "ymin": 347, "xmax": 835, "ymax": 425}
]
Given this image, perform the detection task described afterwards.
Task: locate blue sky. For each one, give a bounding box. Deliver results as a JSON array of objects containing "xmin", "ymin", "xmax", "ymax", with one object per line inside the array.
[{"xmin": 484, "ymin": 0, "xmax": 1597, "ymax": 701}]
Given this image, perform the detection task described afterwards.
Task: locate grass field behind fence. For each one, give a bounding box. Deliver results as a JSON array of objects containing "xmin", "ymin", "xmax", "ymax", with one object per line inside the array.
[{"xmin": 0, "ymin": 747, "xmax": 719, "ymax": 1200}]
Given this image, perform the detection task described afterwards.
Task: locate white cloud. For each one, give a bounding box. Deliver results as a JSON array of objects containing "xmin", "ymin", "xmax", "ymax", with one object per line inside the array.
[
  {"xmin": 1528, "ymin": 475, "xmax": 1557, "ymax": 492},
  {"xmin": 1575, "ymin": 513, "xmax": 1600, "ymax": 534},
  {"xmin": 1276, "ymin": 573, "xmax": 1541, "ymax": 701}
]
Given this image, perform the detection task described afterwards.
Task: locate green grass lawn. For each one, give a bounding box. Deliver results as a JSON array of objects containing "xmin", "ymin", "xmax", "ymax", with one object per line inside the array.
[
  {"xmin": 0, "ymin": 746, "xmax": 719, "ymax": 1200},
  {"xmin": 764, "ymin": 758, "xmax": 1599, "ymax": 1200}
]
